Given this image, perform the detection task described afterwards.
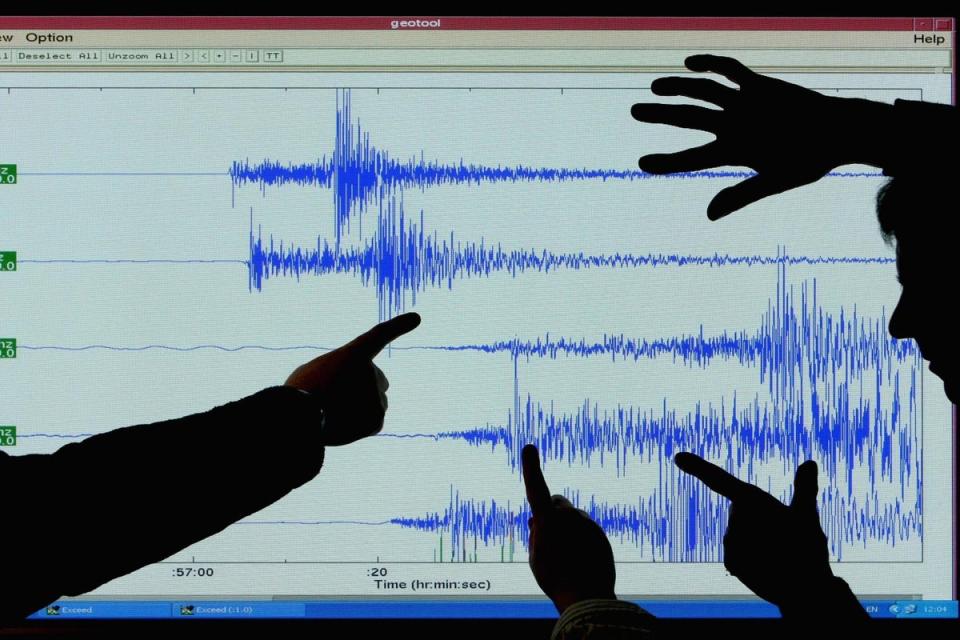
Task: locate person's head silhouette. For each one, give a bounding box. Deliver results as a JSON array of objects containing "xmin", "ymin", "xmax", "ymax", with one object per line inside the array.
[{"xmin": 877, "ymin": 175, "xmax": 957, "ymax": 404}]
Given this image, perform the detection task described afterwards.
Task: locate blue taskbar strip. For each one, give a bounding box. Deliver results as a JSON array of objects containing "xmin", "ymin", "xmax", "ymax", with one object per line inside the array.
[{"xmin": 27, "ymin": 600, "xmax": 960, "ymax": 619}]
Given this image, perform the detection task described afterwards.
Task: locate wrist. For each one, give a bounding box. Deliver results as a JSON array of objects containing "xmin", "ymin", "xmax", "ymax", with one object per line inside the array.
[
  {"xmin": 283, "ymin": 382, "xmax": 328, "ymax": 403},
  {"xmin": 281, "ymin": 385, "xmax": 328, "ymax": 432},
  {"xmin": 830, "ymin": 96, "xmax": 897, "ymax": 168},
  {"xmin": 778, "ymin": 576, "xmax": 866, "ymax": 620}
]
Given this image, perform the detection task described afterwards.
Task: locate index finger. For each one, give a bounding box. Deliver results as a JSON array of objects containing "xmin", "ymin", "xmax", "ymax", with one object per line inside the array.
[
  {"xmin": 674, "ymin": 452, "xmax": 751, "ymax": 500},
  {"xmin": 349, "ymin": 313, "xmax": 421, "ymax": 359},
  {"xmin": 521, "ymin": 445, "xmax": 553, "ymax": 517}
]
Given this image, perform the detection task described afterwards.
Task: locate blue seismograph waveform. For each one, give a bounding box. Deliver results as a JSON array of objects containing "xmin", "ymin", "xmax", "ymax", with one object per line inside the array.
[{"xmin": 385, "ymin": 263, "xmax": 922, "ymax": 561}]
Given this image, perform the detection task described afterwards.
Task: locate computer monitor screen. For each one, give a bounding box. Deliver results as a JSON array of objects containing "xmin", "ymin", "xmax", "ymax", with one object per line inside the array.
[{"xmin": 0, "ymin": 16, "xmax": 955, "ymax": 621}]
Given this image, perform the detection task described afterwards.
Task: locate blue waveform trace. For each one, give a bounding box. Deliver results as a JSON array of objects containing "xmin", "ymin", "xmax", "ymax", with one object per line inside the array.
[
  {"xmin": 421, "ymin": 265, "xmax": 919, "ymax": 469},
  {"xmin": 19, "ymin": 259, "xmax": 246, "ymax": 265},
  {"xmin": 19, "ymin": 344, "xmax": 337, "ymax": 353},
  {"xmin": 389, "ymin": 263, "xmax": 921, "ymax": 560},
  {"xmin": 390, "ymin": 474, "xmax": 919, "ymax": 562},
  {"xmin": 229, "ymin": 88, "xmax": 888, "ymax": 311},
  {"xmin": 228, "ymin": 89, "xmax": 885, "ymax": 243},
  {"xmin": 248, "ymin": 194, "xmax": 894, "ymax": 320},
  {"xmin": 15, "ymin": 433, "xmax": 96, "ymax": 439}
]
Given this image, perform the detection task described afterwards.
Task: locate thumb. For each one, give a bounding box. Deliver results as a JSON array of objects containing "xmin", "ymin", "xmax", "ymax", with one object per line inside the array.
[
  {"xmin": 790, "ymin": 460, "xmax": 820, "ymax": 518},
  {"xmin": 707, "ymin": 174, "xmax": 806, "ymax": 221}
]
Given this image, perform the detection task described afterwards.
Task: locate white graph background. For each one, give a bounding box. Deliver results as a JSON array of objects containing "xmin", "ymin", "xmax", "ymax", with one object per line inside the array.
[{"xmin": 0, "ymin": 70, "xmax": 952, "ymax": 600}]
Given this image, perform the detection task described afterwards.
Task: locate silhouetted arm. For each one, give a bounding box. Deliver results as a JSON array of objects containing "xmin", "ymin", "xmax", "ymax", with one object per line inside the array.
[
  {"xmin": 1, "ymin": 385, "xmax": 324, "ymax": 622},
  {"xmin": 0, "ymin": 313, "xmax": 421, "ymax": 624},
  {"xmin": 776, "ymin": 575, "xmax": 866, "ymax": 621},
  {"xmin": 830, "ymin": 96, "xmax": 957, "ymax": 178}
]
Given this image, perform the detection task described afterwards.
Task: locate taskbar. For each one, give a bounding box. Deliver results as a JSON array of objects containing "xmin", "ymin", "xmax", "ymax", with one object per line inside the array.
[{"xmin": 28, "ymin": 599, "xmax": 960, "ymax": 619}]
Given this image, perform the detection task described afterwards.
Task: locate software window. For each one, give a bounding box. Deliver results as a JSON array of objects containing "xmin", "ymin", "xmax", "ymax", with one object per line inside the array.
[{"xmin": 0, "ymin": 16, "xmax": 955, "ymax": 620}]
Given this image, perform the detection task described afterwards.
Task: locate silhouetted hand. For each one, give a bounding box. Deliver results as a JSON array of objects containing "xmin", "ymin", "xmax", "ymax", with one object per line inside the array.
[
  {"xmin": 522, "ymin": 444, "xmax": 617, "ymax": 614},
  {"xmin": 285, "ymin": 312, "xmax": 421, "ymax": 445},
  {"xmin": 632, "ymin": 54, "xmax": 863, "ymax": 220},
  {"xmin": 675, "ymin": 453, "xmax": 867, "ymax": 620}
]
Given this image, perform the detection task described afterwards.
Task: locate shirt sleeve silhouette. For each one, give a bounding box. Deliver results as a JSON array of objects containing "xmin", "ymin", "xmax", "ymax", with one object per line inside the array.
[{"xmin": 0, "ymin": 385, "xmax": 325, "ymax": 623}]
